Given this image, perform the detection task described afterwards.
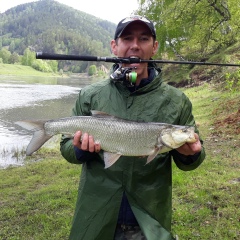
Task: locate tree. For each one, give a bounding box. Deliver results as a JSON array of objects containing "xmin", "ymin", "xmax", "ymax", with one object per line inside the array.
[
  {"xmin": 48, "ymin": 60, "xmax": 58, "ymax": 72},
  {"xmin": 138, "ymin": 0, "xmax": 240, "ymax": 59},
  {"xmin": 21, "ymin": 48, "xmax": 35, "ymax": 66},
  {"xmin": 0, "ymin": 48, "xmax": 11, "ymax": 63},
  {"xmin": 9, "ymin": 41, "xmax": 16, "ymax": 52},
  {"xmin": 9, "ymin": 52, "xmax": 20, "ymax": 64}
]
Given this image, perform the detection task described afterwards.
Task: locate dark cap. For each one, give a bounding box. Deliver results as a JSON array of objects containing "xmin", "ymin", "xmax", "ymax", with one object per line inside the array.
[{"xmin": 114, "ymin": 15, "xmax": 156, "ymax": 40}]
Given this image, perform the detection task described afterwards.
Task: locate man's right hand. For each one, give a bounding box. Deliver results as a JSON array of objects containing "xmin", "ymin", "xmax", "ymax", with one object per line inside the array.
[{"xmin": 73, "ymin": 131, "xmax": 101, "ymax": 153}]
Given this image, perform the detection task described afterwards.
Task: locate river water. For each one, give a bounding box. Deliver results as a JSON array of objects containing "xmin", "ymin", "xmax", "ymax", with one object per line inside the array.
[{"xmin": 0, "ymin": 75, "xmax": 92, "ymax": 168}]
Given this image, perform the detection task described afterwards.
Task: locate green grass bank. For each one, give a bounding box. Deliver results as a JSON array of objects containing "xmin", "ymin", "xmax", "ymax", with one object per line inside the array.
[
  {"xmin": 0, "ymin": 82, "xmax": 239, "ymax": 239},
  {"xmin": 0, "ymin": 63, "xmax": 59, "ymax": 77}
]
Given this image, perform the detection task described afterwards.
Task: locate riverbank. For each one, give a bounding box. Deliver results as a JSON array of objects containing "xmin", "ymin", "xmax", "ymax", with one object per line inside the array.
[
  {"xmin": 0, "ymin": 82, "xmax": 239, "ymax": 239},
  {"xmin": 0, "ymin": 63, "xmax": 106, "ymax": 79},
  {"xmin": 0, "ymin": 63, "xmax": 61, "ymax": 77}
]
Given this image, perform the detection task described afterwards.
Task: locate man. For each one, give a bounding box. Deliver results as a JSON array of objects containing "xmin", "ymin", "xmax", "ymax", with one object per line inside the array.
[{"xmin": 60, "ymin": 15, "xmax": 205, "ymax": 240}]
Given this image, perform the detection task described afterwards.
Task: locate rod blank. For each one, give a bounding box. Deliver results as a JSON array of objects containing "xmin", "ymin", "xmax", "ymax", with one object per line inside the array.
[{"xmin": 36, "ymin": 52, "xmax": 240, "ymax": 67}]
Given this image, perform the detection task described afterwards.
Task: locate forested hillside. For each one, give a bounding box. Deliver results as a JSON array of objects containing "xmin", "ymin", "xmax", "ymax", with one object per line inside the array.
[{"xmin": 0, "ymin": 0, "xmax": 116, "ymax": 72}]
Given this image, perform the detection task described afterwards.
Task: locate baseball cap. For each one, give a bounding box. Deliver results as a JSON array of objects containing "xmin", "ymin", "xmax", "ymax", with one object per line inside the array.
[{"xmin": 114, "ymin": 15, "xmax": 156, "ymax": 40}]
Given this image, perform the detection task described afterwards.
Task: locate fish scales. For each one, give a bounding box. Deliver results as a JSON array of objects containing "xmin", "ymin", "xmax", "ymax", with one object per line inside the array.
[{"xmin": 45, "ymin": 116, "xmax": 164, "ymax": 156}]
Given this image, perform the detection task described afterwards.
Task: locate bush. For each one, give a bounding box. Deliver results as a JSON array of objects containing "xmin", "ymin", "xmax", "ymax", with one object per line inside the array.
[
  {"xmin": 32, "ymin": 59, "xmax": 53, "ymax": 72},
  {"xmin": 88, "ymin": 65, "xmax": 97, "ymax": 76}
]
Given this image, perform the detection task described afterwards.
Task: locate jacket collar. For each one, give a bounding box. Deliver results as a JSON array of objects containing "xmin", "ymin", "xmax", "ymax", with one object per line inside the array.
[
  {"xmin": 111, "ymin": 63, "xmax": 162, "ymax": 93},
  {"xmin": 128, "ymin": 67, "xmax": 157, "ymax": 92}
]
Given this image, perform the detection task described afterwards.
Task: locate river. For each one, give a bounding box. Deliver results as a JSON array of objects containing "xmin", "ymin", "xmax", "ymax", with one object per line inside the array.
[{"xmin": 0, "ymin": 75, "xmax": 92, "ymax": 168}]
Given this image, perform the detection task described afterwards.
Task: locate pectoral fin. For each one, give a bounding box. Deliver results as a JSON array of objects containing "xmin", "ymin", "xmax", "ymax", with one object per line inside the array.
[
  {"xmin": 146, "ymin": 144, "xmax": 171, "ymax": 164},
  {"xmin": 146, "ymin": 148, "xmax": 160, "ymax": 164},
  {"xmin": 103, "ymin": 152, "xmax": 121, "ymax": 169}
]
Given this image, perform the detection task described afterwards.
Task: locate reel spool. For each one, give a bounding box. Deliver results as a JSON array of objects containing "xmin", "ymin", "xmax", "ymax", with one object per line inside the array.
[{"xmin": 110, "ymin": 64, "xmax": 137, "ymax": 86}]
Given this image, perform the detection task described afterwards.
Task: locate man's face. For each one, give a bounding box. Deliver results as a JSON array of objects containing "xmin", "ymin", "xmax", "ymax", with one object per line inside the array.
[{"xmin": 111, "ymin": 21, "xmax": 158, "ymax": 85}]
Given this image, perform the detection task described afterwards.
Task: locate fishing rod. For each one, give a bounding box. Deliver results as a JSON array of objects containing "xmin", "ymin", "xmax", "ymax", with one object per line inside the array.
[
  {"xmin": 36, "ymin": 52, "xmax": 240, "ymax": 86},
  {"xmin": 36, "ymin": 52, "xmax": 240, "ymax": 67}
]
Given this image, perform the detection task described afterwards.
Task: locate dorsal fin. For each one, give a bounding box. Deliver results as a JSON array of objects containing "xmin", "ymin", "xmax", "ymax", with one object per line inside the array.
[
  {"xmin": 90, "ymin": 110, "xmax": 129, "ymax": 122},
  {"xmin": 91, "ymin": 110, "xmax": 113, "ymax": 117}
]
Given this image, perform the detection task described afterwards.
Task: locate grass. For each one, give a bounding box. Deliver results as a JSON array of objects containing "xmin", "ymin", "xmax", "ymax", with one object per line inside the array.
[
  {"xmin": 0, "ymin": 82, "xmax": 240, "ymax": 239},
  {"xmin": 0, "ymin": 154, "xmax": 81, "ymax": 239},
  {"xmin": 171, "ymin": 83, "xmax": 240, "ymax": 239},
  {"xmin": 0, "ymin": 63, "xmax": 59, "ymax": 77}
]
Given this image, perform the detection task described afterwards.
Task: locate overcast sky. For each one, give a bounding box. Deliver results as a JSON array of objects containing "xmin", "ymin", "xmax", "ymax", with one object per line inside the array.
[{"xmin": 0, "ymin": 0, "xmax": 139, "ymax": 24}]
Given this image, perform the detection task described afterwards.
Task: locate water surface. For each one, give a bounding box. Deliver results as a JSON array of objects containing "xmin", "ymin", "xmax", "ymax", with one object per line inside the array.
[{"xmin": 0, "ymin": 75, "xmax": 91, "ymax": 168}]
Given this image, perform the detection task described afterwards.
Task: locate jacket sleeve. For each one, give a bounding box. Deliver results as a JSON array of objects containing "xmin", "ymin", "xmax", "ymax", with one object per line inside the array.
[{"xmin": 171, "ymin": 93, "xmax": 206, "ymax": 171}]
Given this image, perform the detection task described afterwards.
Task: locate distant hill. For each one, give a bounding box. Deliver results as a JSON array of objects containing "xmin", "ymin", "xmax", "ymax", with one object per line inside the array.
[{"xmin": 0, "ymin": 0, "xmax": 116, "ymax": 72}]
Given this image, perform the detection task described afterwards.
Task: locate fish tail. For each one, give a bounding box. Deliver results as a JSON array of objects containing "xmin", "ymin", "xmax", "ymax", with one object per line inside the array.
[{"xmin": 15, "ymin": 120, "xmax": 52, "ymax": 156}]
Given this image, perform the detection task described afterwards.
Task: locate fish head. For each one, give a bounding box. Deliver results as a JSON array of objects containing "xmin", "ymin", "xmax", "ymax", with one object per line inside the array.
[{"xmin": 159, "ymin": 125, "xmax": 196, "ymax": 149}]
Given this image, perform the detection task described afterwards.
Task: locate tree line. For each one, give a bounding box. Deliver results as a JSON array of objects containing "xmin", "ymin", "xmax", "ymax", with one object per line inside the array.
[
  {"xmin": 0, "ymin": 47, "xmax": 57, "ymax": 73},
  {"xmin": 137, "ymin": 0, "xmax": 240, "ymax": 60},
  {"xmin": 0, "ymin": 0, "xmax": 116, "ymax": 74}
]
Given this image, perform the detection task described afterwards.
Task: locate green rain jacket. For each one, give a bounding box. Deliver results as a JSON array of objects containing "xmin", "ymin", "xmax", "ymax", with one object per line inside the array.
[{"xmin": 60, "ymin": 71, "xmax": 205, "ymax": 240}]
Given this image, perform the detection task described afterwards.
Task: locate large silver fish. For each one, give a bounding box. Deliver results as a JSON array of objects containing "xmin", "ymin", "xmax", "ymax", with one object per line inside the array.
[{"xmin": 15, "ymin": 111, "xmax": 196, "ymax": 168}]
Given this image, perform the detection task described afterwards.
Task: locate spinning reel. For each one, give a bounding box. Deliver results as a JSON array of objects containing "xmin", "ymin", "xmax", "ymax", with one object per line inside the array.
[{"xmin": 110, "ymin": 64, "xmax": 137, "ymax": 86}]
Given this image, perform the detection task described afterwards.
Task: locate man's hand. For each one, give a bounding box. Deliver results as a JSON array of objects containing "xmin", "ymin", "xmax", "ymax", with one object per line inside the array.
[
  {"xmin": 176, "ymin": 133, "xmax": 202, "ymax": 156},
  {"xmin": 73, "ymin": 131, "xmax": 101, "ymax": 153}
]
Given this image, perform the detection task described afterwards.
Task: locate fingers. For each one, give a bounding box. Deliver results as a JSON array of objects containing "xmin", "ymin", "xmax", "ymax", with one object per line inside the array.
[
  {"xmin": 94, "ymin": 143, "xmax": 101, "ymax": 153},
  {"xmin": 190, "ymin": 133, "xmax": 202, "ymax": 153},
  {"xmin": 73, "ymin": 131, "xmax": 101, "ymax": 153},
  {"xmin": 73, "ymin": 131, "xmax": 82, "ymax": 148},
  {"xmin": 176, "ymin": 133, "xmax": 202, "ymax": 156},
  {"xmin": 81, "ymin": 132, "xmax": 91, "ymax": 151}
]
